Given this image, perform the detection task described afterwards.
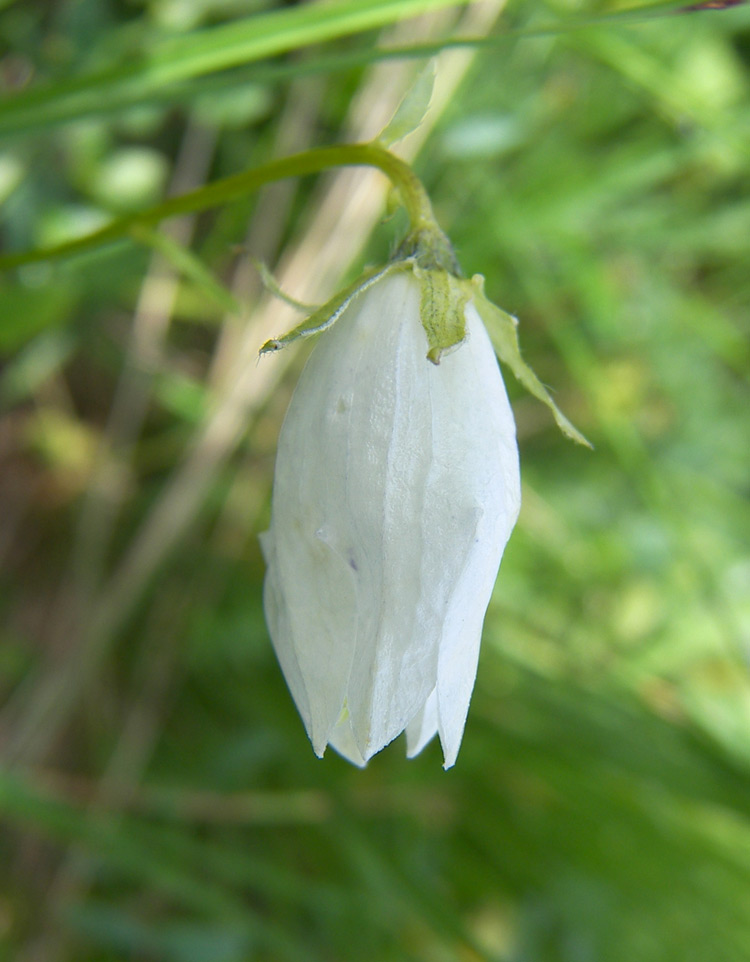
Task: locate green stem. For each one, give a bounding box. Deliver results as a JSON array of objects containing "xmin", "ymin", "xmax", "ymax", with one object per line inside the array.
[{"xmin": 0, "ymin": 143, "xmax": 438, "ymax": 271}]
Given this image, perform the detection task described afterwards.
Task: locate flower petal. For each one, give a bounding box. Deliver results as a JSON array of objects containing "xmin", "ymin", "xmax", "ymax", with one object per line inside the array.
[
  {"xmin": 405, "ymin": 688, "xmax": 438, "ymax": 758},
  {"xmin": 430, "ymin": 298, "xmax": 521, "ymax": 767},
  {"xmin": 263, "ymin": 270, "xmax": 520, "ymax": 766}
]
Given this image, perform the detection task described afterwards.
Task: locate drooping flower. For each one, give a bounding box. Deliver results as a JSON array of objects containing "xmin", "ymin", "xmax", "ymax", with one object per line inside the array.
[{"xmin": 260, "ymin": 265, "xmax": 521, "ymax": 768}]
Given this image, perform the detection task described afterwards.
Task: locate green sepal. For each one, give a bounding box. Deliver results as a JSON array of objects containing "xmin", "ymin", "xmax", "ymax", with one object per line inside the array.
[
  {"xmin": 415, "ymin": 265, "xmax": 468, "ymax": 364},
  {"xmin": 471, "ymin": 275, "xmax": 592, "ymax": 448},
  {"xmin": 259, "ymin": 263, "xmax": 399, "ymax": 356}
]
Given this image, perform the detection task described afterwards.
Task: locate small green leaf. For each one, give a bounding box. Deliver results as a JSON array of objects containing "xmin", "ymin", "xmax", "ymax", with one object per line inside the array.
[
  {"xmin": 416, "ymin": 266, "xmax": 468, "ymax": 364},
  {"xmin": 471, "ymin": 275, "xmax": 592, "ymax": 447},
  {"xmin": 259, "ymin": 264, "xmax": 397, "ymax": 356},
  {"xmin": 377, "ymin": 61, "xmax": 435, "ymax": 148}
]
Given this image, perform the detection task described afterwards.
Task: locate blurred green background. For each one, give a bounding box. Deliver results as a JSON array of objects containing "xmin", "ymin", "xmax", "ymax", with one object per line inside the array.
[{"xmin": 1, "ymin": 0, "xmax": 750, "ymax": 959}]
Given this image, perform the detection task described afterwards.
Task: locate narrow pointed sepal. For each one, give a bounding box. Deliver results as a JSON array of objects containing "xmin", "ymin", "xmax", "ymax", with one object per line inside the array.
[
  {"xmin": 471, "ymin": 275, "xmax": 592, "ymax": 448},
  {"xmin": 259, "ymin": 264, "xmax": 399, "ymax": 356},
  {"xmin": 414, "ymin": 265, "xmax": 469, "ymax": 364}
]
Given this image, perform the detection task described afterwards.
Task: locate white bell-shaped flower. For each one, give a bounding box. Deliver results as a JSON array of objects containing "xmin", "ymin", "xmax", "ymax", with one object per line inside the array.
[{"xmin": 260, "ymin": 269, "xmax": 520, "ymax": 768}]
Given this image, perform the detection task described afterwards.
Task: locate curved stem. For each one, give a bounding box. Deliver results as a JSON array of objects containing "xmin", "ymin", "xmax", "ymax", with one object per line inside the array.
[{"xmin": 0, "ymin": 143, "xmax": 439, "ymax": 271}]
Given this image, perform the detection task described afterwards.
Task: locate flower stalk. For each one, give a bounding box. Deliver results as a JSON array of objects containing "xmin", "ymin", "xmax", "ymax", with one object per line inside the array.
[{"xmin": 0, "ymin": 143, "xmax": 446, "ymax": 273}]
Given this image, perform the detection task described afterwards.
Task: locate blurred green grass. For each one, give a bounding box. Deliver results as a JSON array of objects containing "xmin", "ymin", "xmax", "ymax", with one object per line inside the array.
[{"xmin": 1, "ymin": 0, "xmax": 750, "ymax": 960}]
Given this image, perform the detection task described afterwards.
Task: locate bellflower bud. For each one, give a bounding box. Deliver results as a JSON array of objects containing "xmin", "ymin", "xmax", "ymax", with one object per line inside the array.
[{"xmin": 260, "ymin": 265, "xmax": 521, "ymax": 768}]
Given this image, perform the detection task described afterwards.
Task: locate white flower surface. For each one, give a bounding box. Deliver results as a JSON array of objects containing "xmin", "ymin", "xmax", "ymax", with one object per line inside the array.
[{"xmin": 261, "ymin": 270, "xmax": 520, "ymax": 768}]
